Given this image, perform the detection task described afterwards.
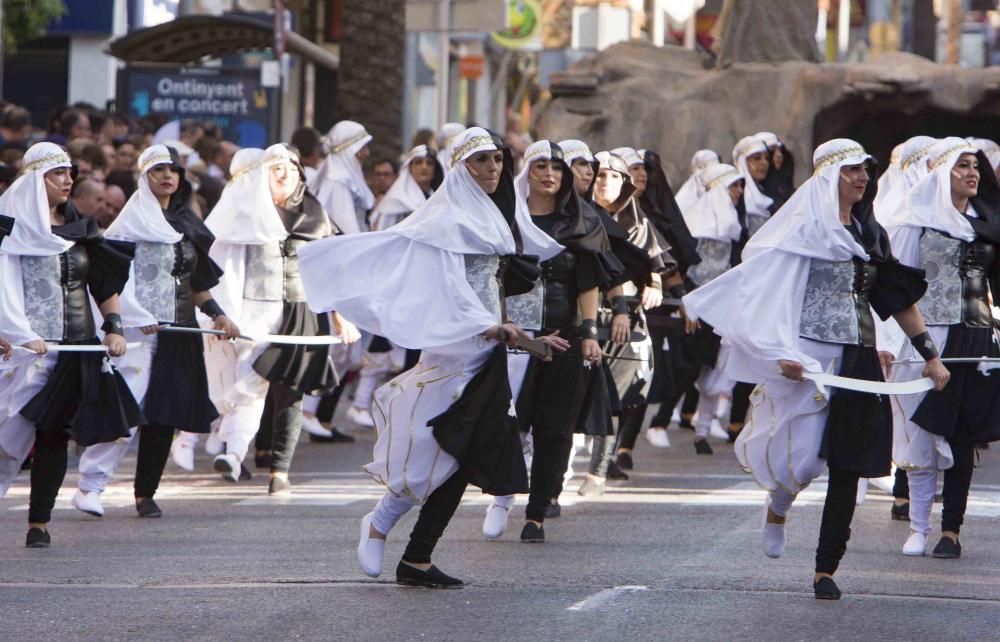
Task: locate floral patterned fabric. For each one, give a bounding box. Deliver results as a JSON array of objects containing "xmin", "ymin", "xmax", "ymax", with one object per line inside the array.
[
  {"xmin": 917, "ymin": 229, "xmax": 963, "ymax": 326},
  {"xmin": 20, "ymin": 254, "xmax": 63, "ymax": 340}
]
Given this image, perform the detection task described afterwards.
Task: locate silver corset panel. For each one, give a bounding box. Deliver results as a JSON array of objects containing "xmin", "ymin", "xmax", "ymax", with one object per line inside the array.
[
  {"xmin": 687, "ymin": 238, "xmax": 731, "ymax": 287},
  {"xmin": 917, "ymin": 229, "xmax": 963, "ymax": 326},
  {"xmin": 20, "ymin": 254, "xmax": 63, "ymax": 341},
  {"xmin": 507, "ymin": 281, "xmax": 544, "ymax": 331},
  {"xmin": 463, "ymin": 254, "xmax": 502, "ymax": 324},
  {"xmin": 134, "ymin": 241, "xmax": 177, "ymax": 323},
  {"xmin": 799, "ymin": 259, "xmax": 860, "ymax": 345},
  {"xmin": 244, "ymin": 242, "xmax": 284, "ymax": 301},
  {"xmin": 746, "ymin": 212, "xmax": 769, "ymax": 238}
]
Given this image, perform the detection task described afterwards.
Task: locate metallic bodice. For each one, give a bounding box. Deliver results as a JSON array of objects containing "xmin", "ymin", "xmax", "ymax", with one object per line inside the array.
[
  {"xmin": 463, "ymin": 253, "xmax": 502, "ymax": 324},
  {"xmin": 799, "ymin": 257, "xmax": 878, "ymax": 347},
  {"xmin": 21, "ymin": 244, "xmax": 95, "ymax": 341}
]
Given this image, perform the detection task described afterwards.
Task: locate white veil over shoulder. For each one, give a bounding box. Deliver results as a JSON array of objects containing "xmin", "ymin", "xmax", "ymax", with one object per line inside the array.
[
  {"xmin": 682, "ymin": 163, "xmax": 743, "ymax": 242},
  {"xmin": 309, "ymin": 120, "xmax": 374, "ymax": 234},
  {"xmin": 732, "ymin": 135, "xmax": 773, "ymax": 219},
  {"xmin": 675, "ymin": 149, "xmax": 721, "ymax": 213},
  {"xmin": 684, "ymin": 138, "xmax": 875, "ymax": 378},
  {"xmin": 0, "ymin": 142, "xmax": 74, "ymax": 256},
  {"xmin": 969, "ymin": 137, "xmax": 1000, "ymax": 171},
  {"xmin": 882, "ymin": 137, "xmax": 978, "ymax": 242},
  {"xmin": 205, "ymin": 148, "xmax": 286, "ymax": 245},
  {"xmin": 874, "ymin": 135, "xmax": 937, "ymax": 223},
  {"xmin": 105, "ymin": 145, "xmax": 183, "ymax": 244}
]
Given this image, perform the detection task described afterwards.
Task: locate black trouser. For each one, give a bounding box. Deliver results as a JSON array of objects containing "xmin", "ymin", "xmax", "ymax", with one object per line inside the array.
[
  {"xmin": 729, "ymin": 382, "xmax": 755, "ymax": 425},
  {"xmin": 28, "ymin": 429, "xmax": 71, "ymax": 524},
  {"xmin": 893, "ymin": 467, "xmax": 910, "ymax": 500},
  {"xmin": 315, "ymin": 380, "xmax": 347, "ymax": 425},
  {"xmin": 527, "ymin": 431, "xmax": 574, "ymax": 523},
  {"xmin": 402, "ymin": 469, "xmax": 468, "ymax": 564},
  {"xmin": 815, "ymin": 467, "xmax": 860, "ymax": 575},
  {"xmin": 615, "ymin": 403, "xmax": 647, "ymax": 451},
  {"xmin": 134, "ymin": 425, "xmax": 174, "ymax": 499},
  {"xmin": 262, "ymin": 383, "xmax": 304, "ymax": 474},
  {"xmin": 942, "ymin": 440, "xmax": 976, "ymax": 534}
]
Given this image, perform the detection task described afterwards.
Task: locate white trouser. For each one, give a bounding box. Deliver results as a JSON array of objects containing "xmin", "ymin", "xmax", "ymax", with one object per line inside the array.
[
  {"xmin": 907, "ymin": 468, "xmax": 938, "ymax": 535},
  {"xmin": 768, "ymin": 486, "xmax": 797, "ymax": 518},
  {"xmin": 0, "ymin": 353, "xmax": 57, "ymax": 498},
  {"xmin": 371, "ymin": 491, "xmax": 418, "ymax": 536},
  {"xmin": 78, "ymin": 330, "xmax": 155, "ymax": 494},
  {"xmin": 354, "ymin": 351, "xmax": 397, "ymax": 411},
  {"xmin": 694, "ymin": 362, "xmax": 734, "ymax": 439}
]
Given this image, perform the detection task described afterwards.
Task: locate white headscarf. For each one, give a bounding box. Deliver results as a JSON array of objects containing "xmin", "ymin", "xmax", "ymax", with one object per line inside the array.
[
  {"xmin": 732, "ymin": 135, "xmax": 773, "ymax": 219},
  {"xmin": 675, "ymin": 149, "xmax": 721, "ymax": 213},
  {"xmin": 873, "ymin": 142, "xmax": 904, "ymax": 222},
  {"xmin": 874, "ymin": 135, "xmax": 937, "ymax": 223},
  {"xmin": 308, "ymin": 121, "xmax": 374, "ymax": 233},
  {"xmin": 392, "ymin": 128, "xmax": 563, "ymax": 260},
  {"xmin": 968, "ymin": 137, "xmax": 1000, "ymax": 172},
  {"xmin": 205, "ymin": 147, "xmax": 286, "ymax": 244},
  {"xmin": 558, "ymin": 139, "xmax": 595, "ymax": 164},
  {"xmin": 0, "ymin": 142, "xmax": 74, "ymax": 256},
  {"xmin": 683, "ymin": 163, "xmax": 743, "ymax": 242},
  {"xmin": 436, "ymin": 122, "xmax": 466, "ymax": 171},
  {"xmin": 883, "ymin": 137, "xmax": 978, "ymax": 242},
  {"xmin": 370, "ymin": 145, "xmax": 435, "ymax": 231},
  {"xmin": 745, "ymin": 138, "xmax": 873, "ymax": 262},
  {"xmin": 610, "ymin": 146, "xmax": 643, "ymax": 168},
  {"xmin": 105, "ymin": 145, "xmax": 183, "ymax": 244}
]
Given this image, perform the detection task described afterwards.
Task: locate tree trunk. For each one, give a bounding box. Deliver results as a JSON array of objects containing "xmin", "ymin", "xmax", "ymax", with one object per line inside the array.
[{"xmin": 335, "ymin": 0, "xmax": 405, "ymax": 160}]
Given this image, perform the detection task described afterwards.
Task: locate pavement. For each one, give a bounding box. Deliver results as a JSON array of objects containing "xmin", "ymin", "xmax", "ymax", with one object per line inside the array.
[{"xmin": 2, "ymin": 409, "xmax": 1000, "ymax": 641}]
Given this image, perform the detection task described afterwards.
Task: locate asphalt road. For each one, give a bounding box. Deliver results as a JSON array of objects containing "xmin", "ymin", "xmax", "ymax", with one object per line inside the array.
[{"xmin": 2, "ymin": 410, "xmax": 1000, "ymax": 641}]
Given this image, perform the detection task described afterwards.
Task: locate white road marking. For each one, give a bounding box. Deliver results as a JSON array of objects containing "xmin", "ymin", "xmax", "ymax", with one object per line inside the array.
[{"xmin": 567, "ymin": 585, "xmax": 648, "ymax": 611}]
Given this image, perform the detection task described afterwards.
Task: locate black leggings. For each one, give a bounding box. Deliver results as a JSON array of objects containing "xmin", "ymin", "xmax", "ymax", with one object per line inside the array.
[
  {"xmin": 893, "ymin": 466, "xmax": 909, "ymax": 500},
  {"xmin": 728, "ymin": 382, "xmax": 755, "ymax": 425},
  {"xmin": 134, "ymin": 425, "xmax": 174, "ymax": 498},
  {"xmin": 315, "ymin": 380, "xmax": 348, "ymax": 425},
  {"xmin": 942, "ymin": 440, "xmax": 976, "ymax": 534},
  {"xmin": 527, "ymin": 431, "xmax": 574, "ymax": 523},
  {"xmin": 402, "ymin": 470, "xmax": 468, "ymax": 564},
  {"xmin": 615, "ymin": 403, "xmax": 648, "ymax": 451},
  {"xmin": 28, "ymin": 430, "xmax": 71, "ymax": 524},
  {"xmin": 262, "ymin": 384, "xmax": 304, "ymax": 473},
  {"xmin": 815, "ymin": 467, "xmax": 860, "ymax": 575}
]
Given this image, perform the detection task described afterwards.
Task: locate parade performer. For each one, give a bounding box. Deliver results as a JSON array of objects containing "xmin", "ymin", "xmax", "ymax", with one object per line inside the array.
[
  {"xmin": 675, "ymin": 150, "xmax": 722, "ymax": 214},
  {"xmin": 757, "ymin": 132, "xmax": 796, "ymax": 209},
  {"xmin": 882, "ymin": 137, "xmax": 1000, "ymax": 558},
  {"xmin": 683, "ymin": 138, "xmax": 949, "ymax": 599},
  {"xmin": 309, "ymin": 120, "xmax": 373, "ymax": 235},
  {"xmin": 732, "ymin": 135, "xmax": 775, "ymax": 237},
  {"xmin": 0, "ymin": 142, "xmax": 141, "ymax": 547},
  {"xmin": 299, "ymin": 128, "xmax": 565, "ymax": 588},
  {"xmin": 73, "ymin": 145, "xmax": 237, "ymax": 517}
]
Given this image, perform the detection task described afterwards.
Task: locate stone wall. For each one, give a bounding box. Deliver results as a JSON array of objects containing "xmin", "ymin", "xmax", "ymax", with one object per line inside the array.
[{"xmin": 335, "ymin": 0, "xmax": 405, "ymax": 160}]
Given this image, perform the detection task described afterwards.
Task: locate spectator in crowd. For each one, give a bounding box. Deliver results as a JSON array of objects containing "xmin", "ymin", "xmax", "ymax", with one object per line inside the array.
[
  {"xmin": 100, "ymin": 113, "xmax": 130, "ymax": 144},
  {"xmin": 103, "ymin": 183, "xmax": 126, "ymax": 226},
  {"xmin": 113, "ymin": 137, "xmax": 140, "ymax": 174},
  {"xmin": 70, "ymin": 142, "xmax": 109, "ymax": 183},
  {"xmin": 0, "ymin": 162, "xmax": 17, "ymax": 194},
  {"xmin": 368, "ymin": 158, "xmax": 398, "ymax": 207},
  {"xmin": 106, "ymin": 168, "xmax": 138, "ymax": 199},
  {"xmin": 0, "ymin": 147, "xmax": 24, "ymax": 170},
  {"xmin": 290, "ymin": 126, "xmax": 324, "ymax": 182},
  {"xmin": 180, "ymin": 118, "xmax": 204, "ymax": 151},
  {"xmin": 70, "ymin": 178, "xmax": 109, "ymax": 223},
  {"xmin": 47, "ymin": 108, "xmax": 92, "ymax": 144},
  {"xmin": 410, "ymin": 128, "xmax": 436, "ymax": 150},
  {"xmin": 0, "ymin": 105, "xmax": 32, "ymax": 150}
]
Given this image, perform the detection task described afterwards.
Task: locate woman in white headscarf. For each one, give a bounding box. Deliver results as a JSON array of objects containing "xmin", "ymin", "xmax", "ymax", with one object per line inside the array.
[
  {"xmin": 308, "ymin": 120, "xmax": 373, "ymax": 235},
  {"xmin": 683, "ymin": 138, "xmax": 949, "ymax": 599},
  {"xmin": 0, "ymin": 142, "xmax": 140, "ymax": 547},
  {"xmin": 348, "ymin": 145, "xmax": 444, "ymax": 428},
  {"xmin": 874, "ymin": 135, "xmax": 937, "ymax": 224},
  {"xmin": 200, "ymin": 147, "xmax": 292, "ymax": 481},
  {"xmin": 299, "ymin": 127, "xmax": 565, "ymax": 588},
  {"xmin": 678, "ymin": 163, "xmax": 745, "ymax": 455},
  {"xmin": 756, "ymin": 131, "xmax": 796, "ymax": 208},
  {"xmin": 881, "ymin": 137, "xmax": 1000, "ymax": 559},
  {"xmin": 732, "ymin": 135, "xmax": 775, "ymax": 237},
  {"xmin": 675, "ymin": 149, "xmax": 721, "ymax": 213},
  {"xmin": 72, "ymin": 145, "xmax": 237, "ymax": 518}
]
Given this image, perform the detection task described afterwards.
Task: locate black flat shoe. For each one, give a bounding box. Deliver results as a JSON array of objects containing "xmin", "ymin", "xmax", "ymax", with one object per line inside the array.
[
  {"xmin": 615, "ymin": 451, "xmax": 633, "ymax": 470},
  {"xmin": 135, "ymin": 498, "xmax": 162, "ymax": 518},
  {"xmin": 607, "ymin": 461, "xmax": 629, "ymax": 481},
  {"xmin": 814, "ymin": 576, "xmax": 841, "ymax": 600},
  {"xmin": 395, "ymin": 562, "xmax": 464, "ymax": 589},
  {"xmin": 239, "ymin": 465, "xmax": 253, "ymax": 481},
  {"xmin": 268, "ymin": 476, "xmax": 292, "ymax": 496},
  {"xmin": 254, "ymin": 451, "xmax": 273, "ymax": 470},
  {"xmin": 694, "ymin": 439, "xmax": 713, "ymax": 455},
  {"xmin": 677, "ymin": 415, "xmax": 695, "ymax": 431},
  {"xmin": 544, "ymin": 501, "xmax": 561, "ymax": 519},
  {"xmin": 26, "ymin": 528, "xmax": 50, "ymax": 548},
  {"xmin": 932, "ymin": 536, "xmax": 961, "ymax": 559},
  {"xmin": 520, "ymin": 521, "xmax": 545, "ymax": 543},
  {"xmin": 309, "ymin": 427, "xmax": 356, "ymax": 443},
  {"xmin": 890, "ymin": 502, "xmax": 910, "ymax": 521}
]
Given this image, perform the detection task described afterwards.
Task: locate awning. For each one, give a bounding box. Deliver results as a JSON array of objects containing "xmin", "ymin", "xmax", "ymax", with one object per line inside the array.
[{"xmin": 106, "ymin": 14, "xmax": 338, "ymax": 70}]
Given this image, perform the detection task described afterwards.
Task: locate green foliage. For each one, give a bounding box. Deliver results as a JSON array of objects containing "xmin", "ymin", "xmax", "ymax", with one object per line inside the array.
[{"xmin": 2, "ymin": 0, "xmax": 68, "ymax": 53}]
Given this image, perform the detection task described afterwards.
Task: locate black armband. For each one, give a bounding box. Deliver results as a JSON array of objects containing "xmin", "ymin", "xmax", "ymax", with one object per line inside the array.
[
  {"xmin": 668, "ymin": 285, "xmax": 686, "ymax": 300},
  {"xmin": 101, "ymin": 313, "xmax": 124, "ymax": 337},
  {"xmin": 578, "ymin": 318, "xmax": 598, "ymax": 340},
  {"xmin": 610, "ymin": 296, "xmax": 629, "ymax": 316},
  {"xmin": 910, "ymin": 331, "xmax": 940, "ymax": 361},
  {"xmin": 199, "ymin": 299, "xmax": 226, "ymax": 320}
]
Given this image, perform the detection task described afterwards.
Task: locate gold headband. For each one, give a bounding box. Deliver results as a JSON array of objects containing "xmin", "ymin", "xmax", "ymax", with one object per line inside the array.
[
  {"xmin": 890, "ymin": 147, "xmax": 901, "ymax": 166},
  {"xmin": 22, "ymin": 152, "xmax": 72, "ymax": 174},
  {"xmin": 928, "ymin": 144, "xmax": 976, "ymax": 171},
  {"xmin": 560, "ymin": 142, "xmax": 592, "ymax": 161},
  {"xmin": 329, "ymin": 130, "xmax": 370, "ymax": 155},
  {"xmin": 140, "ymin": 152, "xmax": 173, "ymax": 174},
  {"xmin": 228, "ymin": 155, "xmax": 280, "ymax": 183},
  {"xmin": 450, "ymin": 135, "xmax": 495, "ymax": 167},
  {"xmin": 705, "ymin": 169, "xmax": 742, "ymax": 191},
  {"xmin": 812, "ymin": 146, "xmax": 867, "ymax": 175},
  {"xmin": 900, "ymin": 142, "xmax": 938, "ymax": 171}
]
